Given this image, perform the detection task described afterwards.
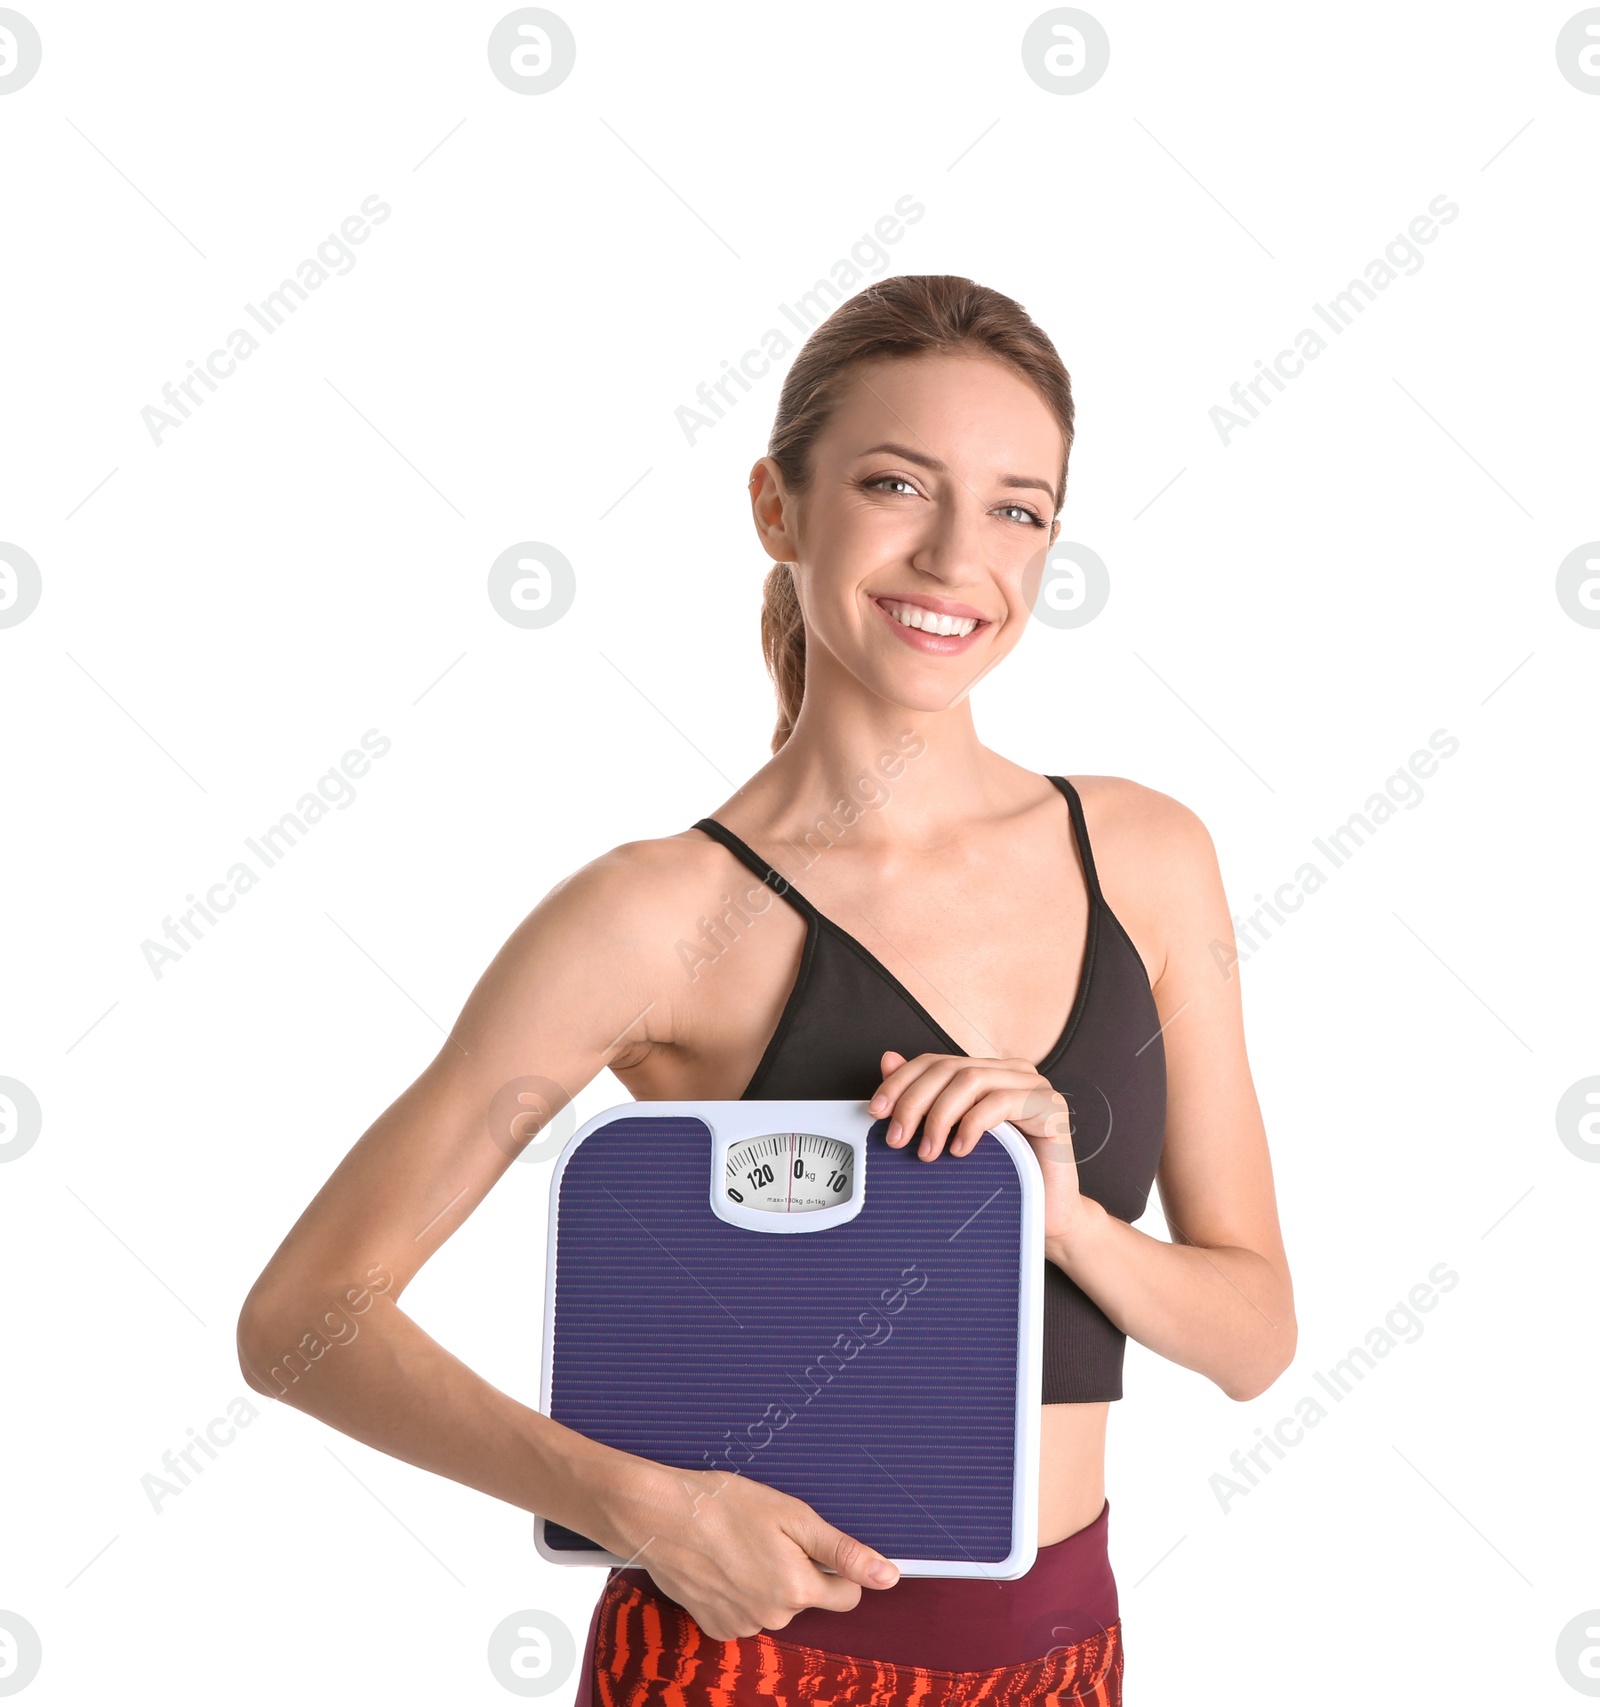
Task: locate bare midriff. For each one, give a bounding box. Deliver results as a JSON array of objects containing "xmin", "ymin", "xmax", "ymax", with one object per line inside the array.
[{"xmin": 1039, "ymin": 1401, "xmax": 1109, "ymax": 1543}]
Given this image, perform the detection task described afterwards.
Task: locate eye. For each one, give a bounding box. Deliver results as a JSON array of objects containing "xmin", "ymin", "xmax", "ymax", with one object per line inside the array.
[
  {"xmin": 863, "ymin": 474, "xmax": 920, "ymax": 497},
  {"xmin": 997, "ymin": 502, "xmax": 1047, "ymax": 528}
]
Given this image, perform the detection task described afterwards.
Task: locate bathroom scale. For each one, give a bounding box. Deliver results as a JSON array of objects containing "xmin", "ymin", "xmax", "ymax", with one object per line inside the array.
[{"xmin": 535, "ymin": 1100, "xmax": 1043, "ymax": 1578}]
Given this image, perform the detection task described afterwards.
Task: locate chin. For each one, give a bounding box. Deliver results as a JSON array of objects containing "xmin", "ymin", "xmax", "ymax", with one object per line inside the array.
[{"xmin": 863, "ymin": 671, "xmax": 979, "ymax": 717}]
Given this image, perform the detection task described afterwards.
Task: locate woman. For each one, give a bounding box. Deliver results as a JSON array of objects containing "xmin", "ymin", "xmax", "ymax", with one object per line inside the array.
[{"xmin": 237, "ymin": 275, "xmax": 1295, "ymax": 1704}]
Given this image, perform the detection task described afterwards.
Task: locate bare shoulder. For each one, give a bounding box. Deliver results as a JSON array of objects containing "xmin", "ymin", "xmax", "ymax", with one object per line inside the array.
[
  {"xmin": 1067, "ymin": 774, "xmax": 1216, "ymax": 869},
  {"xmin": 533, "ymin": 826, "xmax": 740, "ymax": 955},
  {"xmin": 1064, "ymin": 776, "xmax": 1225, "ymax": 982}
]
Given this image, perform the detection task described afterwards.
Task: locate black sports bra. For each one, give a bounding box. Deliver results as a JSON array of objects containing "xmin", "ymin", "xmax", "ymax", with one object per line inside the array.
[{"xmin": 692, "ymin": 775, "xmax": 1167, "ymax": 1404}]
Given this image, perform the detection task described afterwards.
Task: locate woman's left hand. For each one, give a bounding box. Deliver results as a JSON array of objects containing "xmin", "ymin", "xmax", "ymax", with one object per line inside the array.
[{"xmin": 868, "ymin": 1050, "xmax": 1087, "ymax": 1245}]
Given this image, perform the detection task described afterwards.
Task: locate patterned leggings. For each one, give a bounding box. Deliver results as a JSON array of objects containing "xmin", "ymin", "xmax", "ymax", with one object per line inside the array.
[
  {"xmin": 574, "ymin": 1499, "xmax": 1123, "ymax": 1705},
  {"xmin": 583, "ymin": 1572, "xmax": 1123, "ymax": 1705}
]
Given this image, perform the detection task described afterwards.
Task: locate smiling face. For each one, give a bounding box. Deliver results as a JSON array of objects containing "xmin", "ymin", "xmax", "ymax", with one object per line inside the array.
[{"xmin": 751, "ymin": 349, "xmax": 1066, "ymax": 719}]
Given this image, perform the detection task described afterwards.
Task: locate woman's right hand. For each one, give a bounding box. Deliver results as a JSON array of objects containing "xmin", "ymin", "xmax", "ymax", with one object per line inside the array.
[{"xmin": 595, "ymin": 1456, "xmax": 901, "ymax": 1640}]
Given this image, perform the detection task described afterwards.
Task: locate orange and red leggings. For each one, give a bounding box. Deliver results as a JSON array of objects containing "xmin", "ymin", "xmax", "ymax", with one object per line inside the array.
[{"xmin": 574, "ymin": 1499, "xmax": 1123, "ymax": 1706}]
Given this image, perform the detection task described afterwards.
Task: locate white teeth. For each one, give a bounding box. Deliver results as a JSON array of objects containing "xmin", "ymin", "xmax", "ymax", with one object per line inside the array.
[{"xmin": 881, "ymin": 600, "xmax": 978, "ymax": 638}]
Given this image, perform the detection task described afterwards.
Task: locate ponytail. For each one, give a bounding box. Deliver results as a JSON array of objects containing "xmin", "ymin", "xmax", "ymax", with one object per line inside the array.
[{"xmin": 759, "ymin": 562, "xmax": 806, "ymax": 755}]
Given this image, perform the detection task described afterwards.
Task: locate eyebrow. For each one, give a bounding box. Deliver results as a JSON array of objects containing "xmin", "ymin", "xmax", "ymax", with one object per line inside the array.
[{"xmin": 853, "ymin": 440, "xmax": 1058, "ymax": 500}]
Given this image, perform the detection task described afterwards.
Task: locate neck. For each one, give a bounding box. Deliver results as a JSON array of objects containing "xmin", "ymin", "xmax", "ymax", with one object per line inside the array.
[{"xmin": 716, "ymin": 649, "xmax": 1028, "ymax": 853}]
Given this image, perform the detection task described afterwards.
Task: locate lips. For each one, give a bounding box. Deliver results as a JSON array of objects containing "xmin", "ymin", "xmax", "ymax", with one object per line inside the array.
[{"xmin": 872, "ymin": 594, "xmax": 992, "ymax": 655}]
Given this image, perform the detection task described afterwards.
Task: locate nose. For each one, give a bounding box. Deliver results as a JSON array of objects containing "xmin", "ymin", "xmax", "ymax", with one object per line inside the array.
[{"xmin": 906, "ymin": 488, "xmax": 991, "ymax": 589}]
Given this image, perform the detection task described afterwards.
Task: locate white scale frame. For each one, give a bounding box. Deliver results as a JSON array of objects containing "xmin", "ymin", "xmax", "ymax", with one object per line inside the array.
[{"xmin": 536, "ymin": 1099, "xmax": 1044, "ymax": 1577}]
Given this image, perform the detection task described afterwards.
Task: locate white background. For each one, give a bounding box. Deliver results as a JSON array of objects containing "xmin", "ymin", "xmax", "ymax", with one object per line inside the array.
[{"xmin": 2, "ymin": 2, "xmax": 1597, "ymax": 1701}]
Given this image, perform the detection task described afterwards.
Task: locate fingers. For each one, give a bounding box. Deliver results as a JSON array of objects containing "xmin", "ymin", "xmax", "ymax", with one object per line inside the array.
[
  {"xmin": 917, "ymin": 1072, "xmax": 1027, "ymax": 1158},
  {"xmin": 793, "ymin": 1510, "xmax": 900, "ymax": 1598},
  {"xmin": 888, "ymin": 1061, "xmax": 1042, "ymax": 1159},
  {"xmin": 947, "ymin": 1085, "xmax": 1060, "ymax": 1156},
  {"xmin": 658, "ymin": 1478, "xmax": 897, "ymax": 1639},
  {"xmin": 869, "ymin": 1050, "xmax": 920, "ymax": 1132},
  {"xmin": 870, "ymin": 1051, "xmax": 1080, "ymax": 1163},
  {"xmin": 867, "ymin": 1044, "xmax": 942, "ymax": 1140}
]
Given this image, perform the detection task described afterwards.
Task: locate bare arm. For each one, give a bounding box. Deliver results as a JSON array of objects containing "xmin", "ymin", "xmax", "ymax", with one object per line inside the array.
[
  {"xmin": 235, "ymin": 846, "xmax": 670, "ymax": 1535},
  {"xmin": 1045, "ymin": 788, "xmax": 1296, "ymax": 1402},
  {"xmin": 236, "ymin": 840, "xmax": 900, "ymax": 1637}
]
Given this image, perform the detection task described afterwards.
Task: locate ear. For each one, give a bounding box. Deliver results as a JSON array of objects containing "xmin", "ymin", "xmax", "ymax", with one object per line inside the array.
[{"xmin": 749, "ymin": 457, "xmax": 801, "ymax": 564}]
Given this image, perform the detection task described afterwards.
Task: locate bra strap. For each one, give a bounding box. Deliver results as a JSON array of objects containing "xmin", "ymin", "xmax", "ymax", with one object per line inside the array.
[
  {"xmin": 1048, "ymin": 777, "xmax": 1106, "ymax": 907},
  {"xmin": 692, "ymin": 818, "xmax": 815, "ymax": 913}
]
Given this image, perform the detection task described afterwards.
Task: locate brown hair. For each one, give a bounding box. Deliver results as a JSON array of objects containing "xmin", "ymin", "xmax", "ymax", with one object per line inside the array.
[{"xmin": 757, "ymin": 274, "xmax": 1075, "ymax": 752}]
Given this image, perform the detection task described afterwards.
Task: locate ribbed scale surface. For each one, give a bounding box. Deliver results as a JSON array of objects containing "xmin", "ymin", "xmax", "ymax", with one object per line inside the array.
[{"xmin": 545, "ymin": 1115, "xmax": 1026, "ymax": 1562}]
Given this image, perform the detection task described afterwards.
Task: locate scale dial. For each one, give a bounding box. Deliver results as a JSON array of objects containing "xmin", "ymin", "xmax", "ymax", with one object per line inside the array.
[{"xmin": 724, "ymin": 1131, "xmax": 854, "ymax": 1214}]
